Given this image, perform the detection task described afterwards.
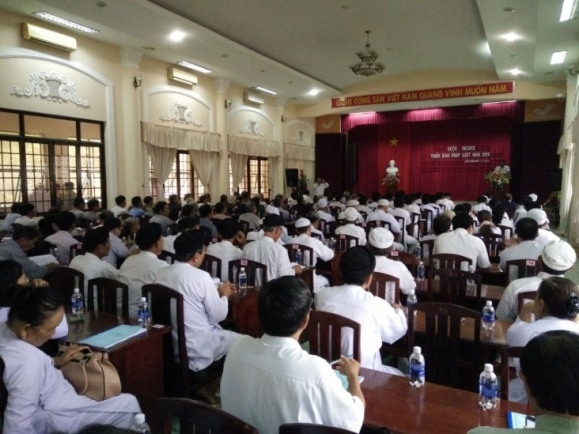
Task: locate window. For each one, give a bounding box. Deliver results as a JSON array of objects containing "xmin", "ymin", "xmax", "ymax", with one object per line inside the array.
[
  {"xmin": 230, "ymin": 156, "xmax": 269, "ymax": 196},
  {"xmin": 0, "ymin": 110, "xmax": 105, "ymax": 214},
  {"xmin": 148, "ymin": 151, "xmax": 204, "ymax": 202}
]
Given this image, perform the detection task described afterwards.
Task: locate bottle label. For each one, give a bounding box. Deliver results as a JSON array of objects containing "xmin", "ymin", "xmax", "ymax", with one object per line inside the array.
[
  {"xmin": 483, "ymin": 312, "xmax": 495, "ymax": 323},
  {"xmin": 480, "ymin": 383, "xmax": 497, "ymax": 399},
  {"xmin": 409, "ymin": 363, "xmax": 425, "ymax": 378}
]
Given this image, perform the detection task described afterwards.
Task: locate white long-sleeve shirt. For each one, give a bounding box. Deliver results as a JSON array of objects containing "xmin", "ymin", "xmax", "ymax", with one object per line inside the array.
[
  {"xmin": 242, "ymin": 236, "xmax": 295, "ymax": 282},
  {"xmin": 206, "ymin": 240, "xmax": 243, "ymax": 281}
]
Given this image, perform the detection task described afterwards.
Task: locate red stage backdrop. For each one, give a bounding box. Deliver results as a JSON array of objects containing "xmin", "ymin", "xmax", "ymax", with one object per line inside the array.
[{"xmin": 351, "ymin": 117, "xmax": 514, "ymax": 200}]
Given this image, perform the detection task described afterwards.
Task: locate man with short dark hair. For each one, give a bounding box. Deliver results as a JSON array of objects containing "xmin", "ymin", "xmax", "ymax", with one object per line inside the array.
[
  {"xmin": 316, "ymin": 246, "xmax": 407, "ymax": 374},
  {"xmin": 499, "ymin": 218, "xmax": 543, "ymax": 275},
  {"xmin": 14, "ymin": 203, "xmax": 37, "ymax": 227},
  {"xmin": 119, "ymin": 223, "xmax": 168, "ymax": 318},
  {"xmin": 0, "ymin": 226, "xmax": 57, "ymax": 279},
  {"xmin": 111, "ymin": 195, "xmax": 128, "ymax": 217},
  {"xmin": 433, "ymin": 213, "xmax": 491, "ymax": 270},
  {"xmin": 45, "ymin": 211, "xmax": 79, "ymax": 265},
  {"xmin": 69, "ymin": 227, "xmax": 119, "ymax": 289},
  {"xmin": 83, "ymin": 199, "xmax": 101, "ymax": 223},
  {"xmin": 155, "ymin": 230, "xmax": 237, "ymax": 372},
  {"xmin": 168, "ymin": 194, "xmax": 182, "ymax": 221},
  {"xmin": 128, "ymin": 196, "xmax": 145, "ymax": 218},
  {"xmin": 1, "ymin": 202, "xmax": 21, "ymax": 231},
  {"xmin": 71, "ymin": 197, "xmax": 86, "ymax": 219},
  {"xmin": 163, "ymin": 216, "xmax": 200, "ymax": 254},
  {"xmin": 221, "ymin": 276, "xmax": 364, "ymax": 433},
  {"xmin": 238, "ymin": 201, "xmax": 261, "ymax": 230},
  {"xmin": 150, "ymin": 201, "xmax": 174, "ymax": 236},
  {"xmin": 199, "ymin": 204, "xmax": 218, "ymax": 238},
  {"xmin": 206, "ymin": 218, "xmax": 244, "ymax": 279}
]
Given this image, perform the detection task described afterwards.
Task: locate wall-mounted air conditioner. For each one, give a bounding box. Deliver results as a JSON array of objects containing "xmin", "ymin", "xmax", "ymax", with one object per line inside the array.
[
  {"xmin": 243, "ymin": 92, "xmax": 264, "ymax": 105},
  {"xmin": 167, "ymin": 68, "xmax": 198, "ymax": 86},
  {"xmin": 22, "ymin": 23, "xmax": 77, "ymax": 52}
]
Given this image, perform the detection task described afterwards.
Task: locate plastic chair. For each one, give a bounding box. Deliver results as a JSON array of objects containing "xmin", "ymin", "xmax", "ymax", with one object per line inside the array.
[
  {"xmin": 408, "ymin": 301, "xmax": 482, "ymax": 391},
  {"xmin": 228, "ymin": 259, "xmax": 268, "ymax": 287},
  {"xmin": 369, "ymin": 272, "xmax": 400, "ymax": 304},
  {"xmin": 87, "ymin": 277, "xmax": 129, "ymax": 317},
  {"xmin": 155, "ymin": 397, "xmax": 258, "ymax": 434},
  {"xmin": 307, "ymin": 310, "xmax": 361, "ymax": 363},
  {"xmin": 280, "ymin": 423, "xmax": 357, "ymax": 434}
]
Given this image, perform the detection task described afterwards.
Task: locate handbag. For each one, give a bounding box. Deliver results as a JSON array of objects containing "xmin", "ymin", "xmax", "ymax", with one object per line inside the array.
[{"xmin": 57, "ymin": 341, "xmax": 122, "ymax": 401}]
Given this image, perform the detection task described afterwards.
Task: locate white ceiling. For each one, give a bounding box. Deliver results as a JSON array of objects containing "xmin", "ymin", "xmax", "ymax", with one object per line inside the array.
[{"xmin": 1, "ymin": 0, "xmax": 577, "ymax": 112}]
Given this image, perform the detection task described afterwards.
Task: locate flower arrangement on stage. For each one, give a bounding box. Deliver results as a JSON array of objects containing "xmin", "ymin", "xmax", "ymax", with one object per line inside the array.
[
  {"xmin": 382, "ymin": 173, "xmax": 400, "ymax": 187},
  {"xmin": 297, "ymin": 170, "xmax": 310, "ymax": 196},
  {"xmin": 484, "ymin": 172, "xmax": 511, "ymax": 191}
]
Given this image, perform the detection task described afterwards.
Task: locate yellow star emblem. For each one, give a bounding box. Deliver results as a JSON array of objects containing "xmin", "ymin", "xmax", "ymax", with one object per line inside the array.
[{"xmin": 390, "ymin": 137, "xmax": 399, "ymax": 147}]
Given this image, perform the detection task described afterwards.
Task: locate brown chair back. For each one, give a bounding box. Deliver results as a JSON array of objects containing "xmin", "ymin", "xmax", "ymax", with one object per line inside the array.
[
  {"xmin": 370, "ymin": 272, "xmax": 400, "ymax": 303},
  {"xmin": 475, "ymin": 233, "xmax": 504, "ymax": 263},
  {"xmin": 419, "ymin": 239, "xmax": 435, "ymax": 263},
  {"xmin": 87, "ymin": 278, "xmax": 129, "ymax": 317},
  {"xmin": 427, "ymin": 268, "xmax": 482, "ymax": 306},
  {"xmin": 431, "ymin": 253, "xmax": 473, "ymax": 270},
  {"xmin": 307, "ymin": 311, "xmax": 361, "ymax": 363},
  {"xmin": 311, "ymin": 232, "xmax": 322, "ymax": 241},
  {"xmin": 155, "ymin": 397, "xmax": 258, "ymax": 434},
  {"xmin": 229, "ymin": 259, "xmax": 268, "ymax": 287},
  {"xmin": 44, "ymin": 267, "xmax": 85, "ymax": 306},
  {"xmin": 239, "ymin": 220, "xmax": 250, "ymax": 234},
  {"xmin": 408, "ymin": 301, "xmax": 482, "ymax": 391},
  {"xmin": 283, "ymin": 243, "xmax": 315, "ymax": 266},
  {"xmin": 200, "ymin": 254, "xmax": 222, "ymax": 280},
  {"xmin": 335, "ymin": 234, "xmax": 359, "ymax": 252},
  {"xmin": 0, "ymin": 356, "xmax": 7, "ymax": 426},
  {"xmin": 421, "ymin": 209, "xmax": 434, "ymax": 233},
  {"xmin": 498, "ymin": 225, "xmax": 513, "ymax": 240},
  {"xmin": 517, "ymin": 290, "xmax": 538, "ymax": 314},
  {"xmin": 505, "ymin": 259, "xmax": 542, "ymax": 283},
  {"xmin": 159, "ymin": 250, "xmax": 176, "ymax": 265},
  {"xmin": 280, "ymin": 423, "xmax": 357, "ymax": 434},
  {"xmin": 499, "ymin": 346, "xmax": 525, "ymax": 400},
  {"xmin": 393, "ymin": 216, "xmax": 406, "ymax": 245},
  {"xmin": 69, "ymin": 243, "xmax": 84, "ymax": 261},
  {"xmin": 410, "ymin": 212, "xmax": 421, "ymax": 238},
  {"xmin": 321, "ymin": 220, "xmax": 337, "ymax": 238}
]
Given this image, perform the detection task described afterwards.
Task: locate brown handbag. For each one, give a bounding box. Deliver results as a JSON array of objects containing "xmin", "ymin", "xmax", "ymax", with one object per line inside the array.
[{"xmin": 57, "ymin": 341, "xmax": 122, "ymax": 401}]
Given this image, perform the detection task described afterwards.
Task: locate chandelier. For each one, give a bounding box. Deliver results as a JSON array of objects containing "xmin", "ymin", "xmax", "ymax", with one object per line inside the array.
[{"xmin": 350, "ymin": 30, "xmax": 385, "ymax": 77}]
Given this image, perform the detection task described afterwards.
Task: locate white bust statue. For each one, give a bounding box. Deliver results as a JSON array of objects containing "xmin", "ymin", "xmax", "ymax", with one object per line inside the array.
[{"xmin": 386, "ymin": 160, "xmax": 399, "ymax": 177}]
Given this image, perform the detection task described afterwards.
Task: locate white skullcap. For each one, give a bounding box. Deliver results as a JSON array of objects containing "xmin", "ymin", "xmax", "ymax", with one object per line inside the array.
[
  {"xmin": 317, "ymin": 198, "xmax": 328, "ymax": 208},
  {"xmin": 368, "ymin": 227, "xmax": 394, "ymax": 249},
  {"xmin": 267, "ymin": 207, "xmax": 280, "ymax": 215},
  {"xmin": 378, "ymin": 199, "xmax": 390, "ymax": 207},
  {"xmin": 344, "ymin": 207, "xmax": 359, "ymax": 221},
  {"xmin": 542, "ymin": 240, "xmax": 576, "ymax": 271},
  {"xmin": 246, "ymin": 231, "xmax": 260, "ymax": 241},
  {"xmin": 528, "ymin": 193, "xmax": 538, "ymax": 202},
  {"xmin": 295, "ymin": 218, "xmax": 311, "ymax": 228},
  {"xmin": 346, "ymin": 199, "xmax": 359, "ymax": 207},
  {"xmin": 527, "ymin": 208, "xmax": 548, "ymax": 225}
]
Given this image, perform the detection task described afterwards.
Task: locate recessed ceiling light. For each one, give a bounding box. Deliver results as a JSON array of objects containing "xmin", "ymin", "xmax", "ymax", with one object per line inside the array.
[
  {"xmin": 96, "ymin": 1, "xmax": 107, "ymax": 7},
  {"xmin": 509, "ymin": 68, "xmax": 522, "ymax": 76},
  {"xmin": 221, "ymin": 53, "xmax": 228, "ymax": 58},
  {"xmin": 169, "ymin": 30, "xmax": 185, "ymax": 42},
  {"xmin": 502, "ymin": 32, "xmax": 520, "ymax": 42},
  {"xmin": 510, "ymin": 54, "xmax": 518, "ymax": 58},
  {"xmin": 551, "ymin": 51, "xmax": 567, "ymax": 64},
  {"xmin": 503, "ymin": 7, "xmax": 515, "ymax": 12},
  {"xmin": 308, "ymin": 89, "xmax": 320, "ymax": 96},
  {"xmin": 177, "ymin": 60, "xmax": 212, "ymax": 74},
  {"xmin": 142, "ymin": 46, "xmax": 155, "ymax": 51},
  {"xmin": 254, "ymin": 86, "xmax": 277, "ymax": 95},
  {"xmin": 33, "ymin": 11, "xmax": 99, "ymax": 33},
  {"xmin": 560, "ymin": 0, "xmax": 578, "ymax": 21}
]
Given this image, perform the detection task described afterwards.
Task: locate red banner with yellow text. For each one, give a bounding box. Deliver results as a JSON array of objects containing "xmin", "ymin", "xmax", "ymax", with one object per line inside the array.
[{"xmin": 331, "ymin": 82, "xmax": 514, "ymax": 108}]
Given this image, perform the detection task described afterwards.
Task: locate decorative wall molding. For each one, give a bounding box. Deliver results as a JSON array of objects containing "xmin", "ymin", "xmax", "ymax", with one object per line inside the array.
[
  {"xmin": 11, "ymin": 71, "xmax": 90, "ymax": 107},
  {"xmin": 285, "ymin": 119, "xmax": 315, "ymax": 146},
  {"xmin": 239, "ymin": 119, "xmax": 265, "ymax": 137},
  {"xmin": 159, "ymin": 101, "xmax": 203, "ymax": 126}
]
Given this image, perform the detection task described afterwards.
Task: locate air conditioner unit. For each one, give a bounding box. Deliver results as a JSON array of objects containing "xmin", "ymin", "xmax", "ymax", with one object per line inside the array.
[
  {"xmin": 243, "ymin": 92, "xmax": 264, "ymax": 105},
  {"xmin": 167, "ymin": 68, "xmax": 198, "ymax": 86},
  {"xmin": 22, "ymin": 23, "xmax": 77, "ymax": 52}
]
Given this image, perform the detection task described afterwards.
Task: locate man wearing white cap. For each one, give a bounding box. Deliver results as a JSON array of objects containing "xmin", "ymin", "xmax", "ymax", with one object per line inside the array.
[
  {"xmin": 388, "ymin": 197, "xmax": 419, "ymax": 253},
  {"xmin": 335, "ymin": 208, "xmax": 367, "ymax": 246},
  {"xmin": 366, "ymin": 200, "xmax": 402, "ymax": 240},
  {"xmin": 338, "ymin": 200, "xmax": 364, "ymax": 224},
  {"xmin": 526, "ymin": 208, "xmax": 559, "ymax": 246},
  {"xmin": 367, "ymin": 228, "xmax": 416, "ymax": 295},
  {"xmin": 316, "ymin": 198, "xmax": 335, "ymax": 223},
  {"xmin": 496, "ymin": 240, "xmax": 576, "ymax": 322},
  {"xmin": 286, "ymin": 218, "xmax": 334, "ymax": 291}
]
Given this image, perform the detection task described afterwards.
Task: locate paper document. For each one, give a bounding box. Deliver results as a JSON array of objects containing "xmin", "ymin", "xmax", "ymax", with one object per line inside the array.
[{"xmin": 79, "ymin": 324, "xmax": 146, "ymax": 350}]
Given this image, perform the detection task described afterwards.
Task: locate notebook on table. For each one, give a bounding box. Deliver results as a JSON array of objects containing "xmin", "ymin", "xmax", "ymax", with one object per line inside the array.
[{"xmin": 79, "ymin": 325, "xmax": 146, "ymax": 350}]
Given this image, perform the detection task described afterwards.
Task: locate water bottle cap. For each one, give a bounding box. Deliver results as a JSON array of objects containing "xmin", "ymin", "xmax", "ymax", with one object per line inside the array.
[
  {"xmin": 140, "ymin": 297, "xmax": 146, "ymax": 302},
  {"xmin": 413, "ymin": 346, "xmax": 421, "ymax": 354},
  {"xmin": 484, "ymin": 363, "xmax": 493, "ymax": 372},
  {"xmin": 486, "ymin": 300, "xmax": 492, "ymax": 306},
  {"xmin": 240, "ymin": 267, "xmax": 245, "ymax": 271},
  {"xmin": 73, "ymin": 288, "xmax": 80, "ymax": 293},
  {"xmin": 134, "ymin": 413, "xmax": 146, "ymax": 424},
  {"xmin": 419, "ymin": 261, "xmax": 424, "ymax": 265},
  {"xmin": 409, "ymin": 290, "xmax": 415, "ymax": 296}
]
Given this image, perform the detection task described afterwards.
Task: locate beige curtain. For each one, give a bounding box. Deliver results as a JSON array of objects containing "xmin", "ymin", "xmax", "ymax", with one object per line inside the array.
[
  {"xmin": 189, "ymin": 149, "xmax": 216, "ymax": 191},
  {"xmin": 146, "ymin": 144, "xmax": 177, "ymax": 199},
  {"xmin": 558, "ymin": 127, "xmax": 575, "ymax": 237},
  {"xmin": 230, "ymin": 153, "xmax": 248, "ymax": 192}
]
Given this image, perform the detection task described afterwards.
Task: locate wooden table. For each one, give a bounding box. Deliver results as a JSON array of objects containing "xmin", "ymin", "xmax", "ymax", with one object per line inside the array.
[
  {"xmin": 66, "ymin": 312, "xmax": 171, "ymax": 420},
  {"xmin": 229, "ymin": 287, "xmax": 261, "ymax": 337},
  {"xmin": 415, "ymin": 280, "xmax": 505, "ymax": 303},
  {"xmin": 360, "ymin": 368, "xmax": 528, "ymax": 433}
]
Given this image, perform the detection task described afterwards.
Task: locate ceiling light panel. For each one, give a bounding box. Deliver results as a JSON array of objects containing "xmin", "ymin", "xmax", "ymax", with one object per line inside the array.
[
  {"xmin": 169, "ymin": 30, "xmax": 185, "ymax": 42},
  {"xmin": 560, "ymin": 0, "xmax": 578, "ymax": 21},
  {"xmin": 551, "ymin": 51, "xmax": 567, "ymax": 64},
  {"xmin": 254, "ymin": 86, "xmax": 277, "ymax": 95},
  {"xmin": 177, "ymin": 60, "xmax": 212, "ymax": 74},
  {"xmin": 33, "ymin": 11, "xmax": 98, "ymax": 33}
]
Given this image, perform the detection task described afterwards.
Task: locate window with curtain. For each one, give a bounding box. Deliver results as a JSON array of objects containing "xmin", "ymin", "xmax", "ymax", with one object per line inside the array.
[
  {"xmin": 148, "ymin": 151, "xmax": 204, "ymax": 202},
  {"xmin": 0, "ymin": 109, "xmax": 105, "ymax": 213},
  {"xmin": 229, "ymin": 156, "xmax": 269, "ymax": 196}
]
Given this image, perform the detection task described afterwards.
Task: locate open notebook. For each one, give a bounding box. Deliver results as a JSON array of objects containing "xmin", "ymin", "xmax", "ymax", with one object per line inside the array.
[{"xmin": 79, "ymin": 325, "xmax": 146, "ymax": 350}]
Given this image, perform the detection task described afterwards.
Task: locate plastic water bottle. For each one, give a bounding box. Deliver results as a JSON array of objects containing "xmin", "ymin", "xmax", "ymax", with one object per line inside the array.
[
  {"xmin": 482, "ymin": 300, "xmax": 496, "ymax": 330},
  {"xmin": 479, "ymin": 363, "xmax": 498, "ymax": 410},
  {"xmin": 409, "ymin": 346, "xmax": 425, "ymax": 387},
  {"xmin": 414, "ymin": 246, "xmax": 422, "ymax": 260},
  {"xmin": 329, "ymin": 237, "xmax": 336, "ymax": 250},
  {"xmin": 131, "ymin": 413, "xmax": 151, "ymax": 434},
  {"xmin": 71, "ymin": 288, "xmax": 84, "ymax": 318},
  {"xmin": 466, "ymin": 266, "xmax": 477, "ymax": 296},
  {"xmin": 406, "ymin": 289, "xmax": 418, "ymax": 307},
  {"xmin": 238, "ymin": 267, "xmax": 248, "ymax": 296},
  {"xmin": 416, "ymin": 261, "xmax": 426, "ymax": 281},
  {"xmin": 295, "ymin": 248, "xmax": 303, "ymax": 266},
  {"xmin": 138, "ymin": 297, "xmax": 150, "ymax": 328}
]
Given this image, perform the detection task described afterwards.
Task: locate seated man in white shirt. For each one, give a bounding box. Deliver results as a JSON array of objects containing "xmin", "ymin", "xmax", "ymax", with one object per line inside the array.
[
  {"xmin": 221, "ymin": 276, "xmax": 365, "ymax": 434},
  {"xmin": 338, "ymin": 200, "xmax": 364, "ymax": 224},
  {"xmin": 162, "ymin": 216, "xmax": 200, "ymax": 255},
  {"xmin": 316, "ymin": 247, "xmax": 407, "ymax": 375},
  {"xmin": 206, "ymin": 218, "xmax": 244, "ymax": 280},
  {"xmin": 471, "ymin": 195, "xmax": 491, "ymax": 214},
  {"xmin": 389, "ymin": 196, "xmax": 419, "ymax": 252},
  {"xmin": 315, "ymin": 198, "xmax": 335, "ymax": 223},
  {"xmin": 335, "ymin": 207, "xmax": 367, "ymax": 246},
  {"xmin": 286, "ymin": 217, "xmax": 334, "ymax": 291},
  {"xmin": 367, "ymin": 227, "xmax": 416, "ymax": 296},
  {"xmin": 1, "ymin": 202, "xmax": 21, "ymax": 231},
  {"xmin": 155, "ymin": 230, "xmax": 238, "ymax": 373},
  {"xmin": 433, "ymin": 213, "xmax": 491, "ymax": 271},
  {"xmin": 496, "ymin": 240, "xmax": 576, "ymax": 322},
  {"xmin": 111, "ymin": 195, "xmax": 129, "ymax": 218},
  {"xmin": 69, "ymin": 227, "xmax": 119, "ymax": 292},
  {"xmin": 102, "ymin": 217, "xmax": 138, "ymax": 267},
  {"xmin": 13, "ymin": 203, "xmax": 38, "ymax": 227},
  {"xmin": 526, "ymin": 208, "xmax": 559, "ymax": 246},
  {"xmin": 44, "ymin": 211, "xmax": 79, "ymax": 265},
  {"xmin": 242, "ymin": 214, "xmax": 300, "ymax": 282},
  {"xmin": 499, "ymin": 218, "xmax": 543, "ymax": 281},
  {"xmin": 118, "ymin": 222, "xmax": 168, "ymax": 318},
  {"xmin": 238, "ymin": 201, "xmax": 262, "ymax": 231}
]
